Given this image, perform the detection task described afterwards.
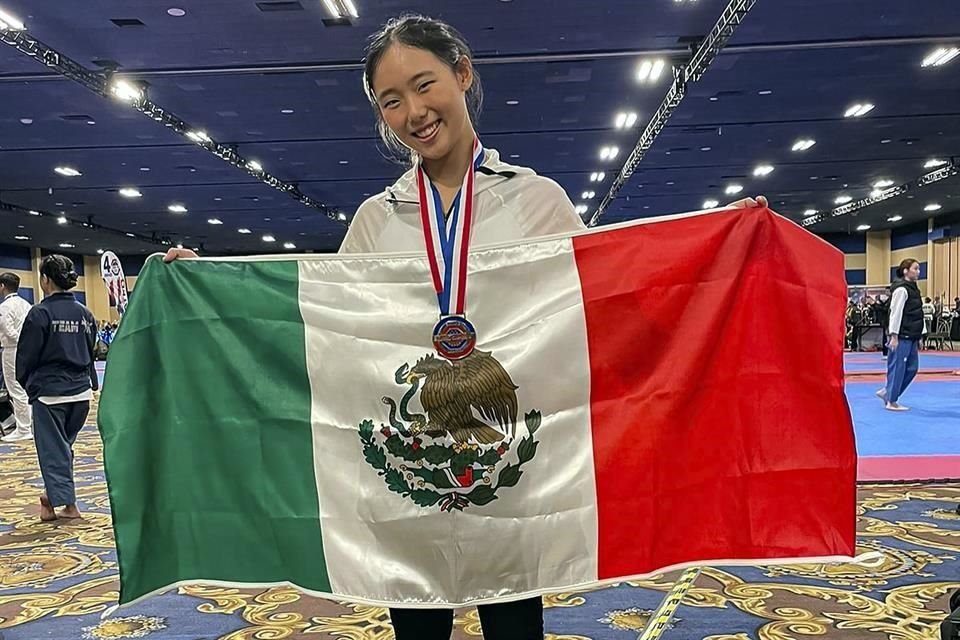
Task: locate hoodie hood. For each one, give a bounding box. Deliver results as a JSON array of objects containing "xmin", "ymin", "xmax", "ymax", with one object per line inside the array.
[{"xmin": 383, "ymin": 148, "xmax": 537, "ymax": 206}]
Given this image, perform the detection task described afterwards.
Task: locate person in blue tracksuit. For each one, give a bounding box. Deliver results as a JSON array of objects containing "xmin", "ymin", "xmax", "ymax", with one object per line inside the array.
[{"xmin": 16, "ymin": 255, "xmax": 99, "ymax": 522}]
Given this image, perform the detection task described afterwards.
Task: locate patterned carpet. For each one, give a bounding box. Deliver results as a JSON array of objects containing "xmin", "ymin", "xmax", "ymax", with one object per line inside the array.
[{"xmin": 0, "ymin": 400, "xmax": 958, "ymax": 639}]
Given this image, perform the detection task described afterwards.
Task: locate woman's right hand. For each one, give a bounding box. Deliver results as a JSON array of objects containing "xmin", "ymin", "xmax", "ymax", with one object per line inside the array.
[{"xmin": 163, "ymin": 248, "xmax": 199, "ymax": 262}]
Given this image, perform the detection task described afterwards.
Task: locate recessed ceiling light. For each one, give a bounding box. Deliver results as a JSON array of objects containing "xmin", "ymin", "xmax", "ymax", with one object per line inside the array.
[
  {"xmin": 238, "ymin": 228, "xmax": 251, "ymax": 234},
  {"xmin": 844, "ymin": 103, "xmax": 875, "ymax": 118},
  {"xmin": 887, "ymin": 215, "xmax": 903, "ymax": 222},
  {"xmin": 590, "ymin": 172, "xmax": 606, "ymax": 182},
  {"xmin": 924, "ymin": 158, "xmax": 948, "ymax": 169},
  {"xmin": 140, "ymin": 167, "xmax": 151, "ymax": 172},
  {"xmin": 599, "ymin": 146, "xmax": 619, "ymax": 161},
  {"xmin": 207, "ymin": 218, "xmax": 223, "ymax": 225},
  {"xmin": 54, "ymin": 166, "xmax": 82, "ymax": 177},
  {"xmin": 614, "ymin": 111, "xmax": 638, "ymax": 129},
  {"xmin": 803, "ymin": 209, "xmax": 818, "ymax": 216},
  {"xmin": 758, "ymin": 90, "xmax": 773, "ymax": 95},
  {"xmin": 835, "ymin": 195, "xmax": 852, "ymax": 204},
  {"xmin": 0, "ymin": 9, "xmax": 26, "ymax": 30},
  {"xmin": 321, "ymin": 0, "xmax": 359, "ymax": 19},
  {"xmin": 636, "ymin": 58, "xmax": 667, "ymax": 84},
  {"xmin": 247, "ymin": 160, "xmax": 263, "ymax": 172},
  {"xmin": 57, "ymin": 216, "xmax": 68, "ymax": 224},
  {"xmin": 59, "ymin": 243, "xmax": 75, "ymax": 248},
  {"xmin": 337, "ymin": 213, "xmax": 347, "ymax": 222},
  {"xmin": 791, "ymin": 139, "xmax": 816, "ymax": 152},
  {"xmin": 856, "ymin": 224, "xmax": 871, "ymax": 231},
  {"xmin": 14, "ymin": 235, "xmax": 30, "ymax": 241},
  {"xmin": 280, "ymin": 109, "xmax": 295, "ymax": 114},
  {"xmin": 700, "ymin": 146, "xmax": 711, "ymax": 152},
  {"xmin": 119, "ymin": 188, "xmax": 142, "ymax": 198},
  {"xmin": 924, "ymin": 203, "xmax": 942, "ymax": 212},
  {"xmin": 581, "ymin": 191, "xmax": 596, "ymax": 199},
  {"xmin": 510, "ymin": 154, "xmax": 520, "ymax": 159},
  {"xmin": 167, "ymin": 7, "xmax": 186, "ymax": 16},
  {"xmin": 703, "ymin": 199, "xmax": 720, "ymax": 208},
  {"xmin": 506, "ymin": 100, "xmax": 519, "ymax": 106},
  {"xmin": 338, "ymin": 160, "xmax": 349, "ymax": 165},
  {"xmin": 168, "ymin": 204, "xmax": 188, "ymax": 213},
  {"xmin": 753, "ymin": 164, "xmax": 775, "ymax": 177},
  {"xmin": 262, "ymin": 234, "xmax": 276, "ymax": 242},
  {"xmin": 96, "ymin": 248, "xmax": 104, "ymax": 254},
  {"xmin": 87, "ymin": 120, "xmax": 96, "ymax": 125},
  {"xmin": 28, "ymin": 210, "xmax": 40, "ymax": 216},
  {"xmin": 283, "ymin": 242, "xmax": 296, "ymax": 249},
  {"xmin": 19, "ymin": 118, "xmax": 33, "ymax": 125},
  {"xmin": 724, "ymin": 184, "xmax": 743, "ymax": 195},
  {"xmin": 575, "ymin": 204, "xmax": 588, "ymax": 215},
  {"xmin": 922, "ymin": 46, "xmax": 960, "ymax": 68},
  {"xmin": 708, "ymin": 96, "xmax": 719, "ymax": 102},
  {"xmin": 873, "ymin": 179, "xmax": 895, "ymax": 188}
]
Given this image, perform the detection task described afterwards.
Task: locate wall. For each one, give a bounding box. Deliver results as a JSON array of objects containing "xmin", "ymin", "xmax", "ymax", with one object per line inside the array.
[
  {"xmin": 820, "ymin": 233, "xmax": 866, "ymax": 286},
  {"xmin": 0, "ymin": 244, "xmax": 37, "ymax": 302},
  {"xmin": 889, "ymin": 221, "xmax": 929, "ymax": 295}
]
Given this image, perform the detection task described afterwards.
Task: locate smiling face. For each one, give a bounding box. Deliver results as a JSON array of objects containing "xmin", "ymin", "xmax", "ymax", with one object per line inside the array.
[{"xmin": 370, "ymin": 44, "xmax": 475, "ymax": 162}]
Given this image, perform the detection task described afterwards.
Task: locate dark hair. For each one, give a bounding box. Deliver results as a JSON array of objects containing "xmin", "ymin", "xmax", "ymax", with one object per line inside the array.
[
  {"xmin": 897, "ymin": 258, "xmax": 919, "ymax": 278},
  {"xmin": 39, "ymin": 254, "xmax": 79, "ymax": 291},
  {"xmin": 362, "ymin": 14, "xmax": 483, "ymax": 165},
  {"xmin": 0, "ymin": 272, "xmax": 20, "ymax": 292}
]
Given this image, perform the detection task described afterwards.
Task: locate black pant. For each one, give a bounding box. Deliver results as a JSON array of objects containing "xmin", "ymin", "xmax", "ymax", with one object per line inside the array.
[{"xmin": 389, "ymin": 596, "xmax": 543, "ymax": 640}]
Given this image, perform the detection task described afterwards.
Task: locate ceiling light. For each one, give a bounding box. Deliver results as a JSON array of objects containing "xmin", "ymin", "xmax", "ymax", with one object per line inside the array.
[
  {"xmin": 28, "ymin": 210, "xmax": 40, "ymax": 216},
  {"xmin": 110, "ymin": 79, "xmax": 143, "ymax": 102},
  {"xmin": 280, "ymin": 109, "xmax": 294, "ymax": 114},
  {"xmin": 791, "ymin": 139, "xmax": 816, "ymax": 152},
  {"xmin": 636, "ymin": 58, "xmax": 666, "ymax": 83},
  {"xmin": 57, "ymin": 216, "xmax": 68, "ymax": 224},
  {"xmin": 0, "ymin": 8, "xmax": 25, "ymax": 30},
  {"xmin": 599, "ymin": 146, "xmax": 619, "ymax": 161},
  {"xmin": 246, "ymin": 160, "xmax": 263, "ymax": 172},
  {"xmin": 96, "ymin": 249, "xmax": 104, "ymax": 254},
  {"xmin": 873, "ymin": 179, "xmax": 895, "ymax": 188},
  {"xmin": 167, "ymin": 7, "xmax": 186, "ymax": 16},
  {"xmin": 168, "ymin": 204, "xmax": 188, "ymax": 214},
  {"xmin": 238, "ymin": 228, "xmax": 251, "ymax": 234},
  {"xmin": 582, "ymin": 191, "xmax": 596, "ymax": 199},
  {"xmin": 337, "ymin": 212, "xmax": 348, "ymax": 221},
  {"xmin": 922, "ymin": 46, "xmax": 960, "ymax": 68},
  {"xmin": 59, "ymin": 243, "xmax": 75, "ymax": 248},
  {"xmin": 925, "ymin": 158, "xmax": 948, "ymax": 169},
  {"xmin": 207, "ymin": 218, "xmax": 223, "ymax": 225},
  {"xmin": 14, "ymin": 235, "xmax": 29, "ymax": 241},
  {"xmin": 615, "ymin": 111, "xmax": 638, "ymax": 129},
  {"xmin": 753, "ymin": 164, "xmax": 775, "ymax": 177},
  {"xmin": 186, "ymin": 130, "xmax": 210, "ymax": 143},
  {"xmin": 262, "ymin": 234, "xmax": 276, "ymax": 243},
  {"xmin": 758, "ymin": 90, "xmax": 773, "ymax": 96},
  {"xmin": 844, "ymin": 103, "xmax": 875, "ymax": 118},
  {"xmin": 724, "ymin": 184, "xmax": 743, "ymax": 195},
  {"xmin": 703, "ymin": 199, "xmax": 720, "ymax": 208},
  {"xmin": 590, "ymin": 172, "xmax": 606, "ymax": 182},
  {"xmin": 887, "ymin": 215, "xmax": 903, "ymax": 222},
  {"xmin": 321, "ymin": 0, "xmax": 359, "ymax": 19},
  {"xmin": 870, "ymin": 189, "xmax": 883, "ymax": 198},
  {"xmin": 283, "ymin": 242, "xmax": 296, "ymax": 249},
  {"xmin": 119, "ymin": 188, "xmax": 142, "ymax": 198},
  {"xmin": 856, "ymin": 224, "xmax": 871, "ymax": 232},
  {"xmin": 506, "ymin": 100, "xmax": 519, "ymax": 106},
  {"xmin": 925, "ymin": 203, "xmax": 942, "ymax": 212},
  {"xmin": 835, "ymin": 195, "xmax": 852, "ymax": 204},
  {"xmin": 575, "ymin": 205, "xmax": 589, "ymax": 215},
  {"xmin": 126, "ymin": 233, "xmax": 135, "ymax": 237},
  {"xmin": 54, "ymin": 166, "xmax": 82, "ymax": 177},
  {"xmin": 803, "ymin": 209, "xmax": 818, "ymax": 216}
]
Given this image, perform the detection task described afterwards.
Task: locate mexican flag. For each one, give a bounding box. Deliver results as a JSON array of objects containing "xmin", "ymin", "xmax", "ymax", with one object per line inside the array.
[{"xmin": 99, "ymin": 206, "xmax": 856, "ymax": 608}]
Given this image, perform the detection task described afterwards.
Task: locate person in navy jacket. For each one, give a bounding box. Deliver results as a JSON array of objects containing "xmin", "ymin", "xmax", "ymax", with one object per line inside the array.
[{"xmin": 16, "ymin": 255, "xmax": 98, "ymax": 522}]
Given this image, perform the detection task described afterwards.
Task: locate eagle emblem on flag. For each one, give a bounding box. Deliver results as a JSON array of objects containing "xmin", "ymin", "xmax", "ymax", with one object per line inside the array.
[{"xmin": 358, "ymin": 350, "xmax": 542, "ymax": 512}]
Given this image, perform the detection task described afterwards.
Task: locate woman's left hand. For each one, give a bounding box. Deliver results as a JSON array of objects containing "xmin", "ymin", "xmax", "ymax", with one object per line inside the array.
[{"xmin": 728, "ymin": 195, "xmax": 768, "ymax": 209}]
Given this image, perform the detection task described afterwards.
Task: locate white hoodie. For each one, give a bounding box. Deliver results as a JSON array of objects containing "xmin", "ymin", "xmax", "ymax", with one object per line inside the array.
[{"xmin": 339, "ymin": 148, "xmax": 585, "ymax": 254}]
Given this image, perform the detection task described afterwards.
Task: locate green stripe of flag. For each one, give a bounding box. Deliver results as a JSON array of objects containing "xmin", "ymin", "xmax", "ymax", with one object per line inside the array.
[{"xmin": 99, "ymin": 258, "xmax": 330, "ymax": 604}]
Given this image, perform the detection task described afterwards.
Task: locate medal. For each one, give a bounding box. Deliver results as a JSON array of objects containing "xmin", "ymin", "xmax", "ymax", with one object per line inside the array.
[{"xmin": 417, "ymin": 138, "xmax": 485, "ymax": 360}]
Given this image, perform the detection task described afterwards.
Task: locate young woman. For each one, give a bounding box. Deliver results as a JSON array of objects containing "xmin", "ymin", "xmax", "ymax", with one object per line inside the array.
[
  {"xmin": 164, "ymin": 14, "xmax": 765, "ymax": 638},
  {"xmin": 16, "ymin": 255, "xmax": 99, "ymax": 522}
]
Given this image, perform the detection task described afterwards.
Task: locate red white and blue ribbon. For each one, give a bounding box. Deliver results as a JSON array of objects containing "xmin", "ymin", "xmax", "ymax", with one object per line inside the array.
[{"xmin": 416, "ymin": 138, "xmax": 485, "ymax": 316}]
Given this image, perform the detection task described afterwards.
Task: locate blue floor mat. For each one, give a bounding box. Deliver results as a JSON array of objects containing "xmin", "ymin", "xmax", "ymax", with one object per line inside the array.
[{"xmin": 847, "ymin": 380, "xmax": 960, "ymax": 455}]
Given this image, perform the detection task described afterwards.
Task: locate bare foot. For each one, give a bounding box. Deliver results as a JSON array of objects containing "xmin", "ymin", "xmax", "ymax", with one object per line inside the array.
[
  {"xmin": 39, "ymin": 495, "xmax": 57, "ymax": 522},
  {"xmin": 59, "ymin": 504, "xmax": 82, "ymax": 519}
]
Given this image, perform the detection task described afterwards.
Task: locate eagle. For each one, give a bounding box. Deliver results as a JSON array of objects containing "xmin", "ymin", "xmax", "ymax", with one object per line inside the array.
[{"xmin": 406, "ymin": 350, "xmax": 519, "ymax": 445}]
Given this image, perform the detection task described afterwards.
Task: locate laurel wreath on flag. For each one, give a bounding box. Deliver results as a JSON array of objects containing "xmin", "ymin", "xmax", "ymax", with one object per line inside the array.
[{"xmin": 359, "ymin": 410, "xmax": 542, "ymax": 511}]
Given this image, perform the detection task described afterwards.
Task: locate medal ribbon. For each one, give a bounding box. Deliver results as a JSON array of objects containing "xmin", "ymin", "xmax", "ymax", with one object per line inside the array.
[{"xmin": 416, "ymin": 138, "xmax": 484, "ymax": 316}]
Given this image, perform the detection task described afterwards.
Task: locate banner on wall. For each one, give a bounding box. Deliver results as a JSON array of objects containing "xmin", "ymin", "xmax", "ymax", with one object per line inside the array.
[{"xmin": 100, "ymin": 251, "xmax": 130, "ymax": 316}]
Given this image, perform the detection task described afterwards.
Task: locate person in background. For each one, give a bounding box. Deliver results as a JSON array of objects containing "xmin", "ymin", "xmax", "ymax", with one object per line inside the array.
[
  {"xmin": 0, "ymin": 273, "xmax": 34, "ymax": 442},
  {"xmin": 877, "ymin": 259, "xmax": 924, "ymax": 411},
  {"xmin": 921, "ymin": 296, "xmax": 935, "ymax": 349},
  {"xmin": 16, "ymin": 256, "xmax": 99, "ymax": 521}
]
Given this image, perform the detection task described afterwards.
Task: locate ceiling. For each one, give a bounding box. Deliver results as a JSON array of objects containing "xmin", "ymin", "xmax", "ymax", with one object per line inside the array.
[{"xmin": 0, "ymin": 0, "xmax": 958, "ymax": 255}]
